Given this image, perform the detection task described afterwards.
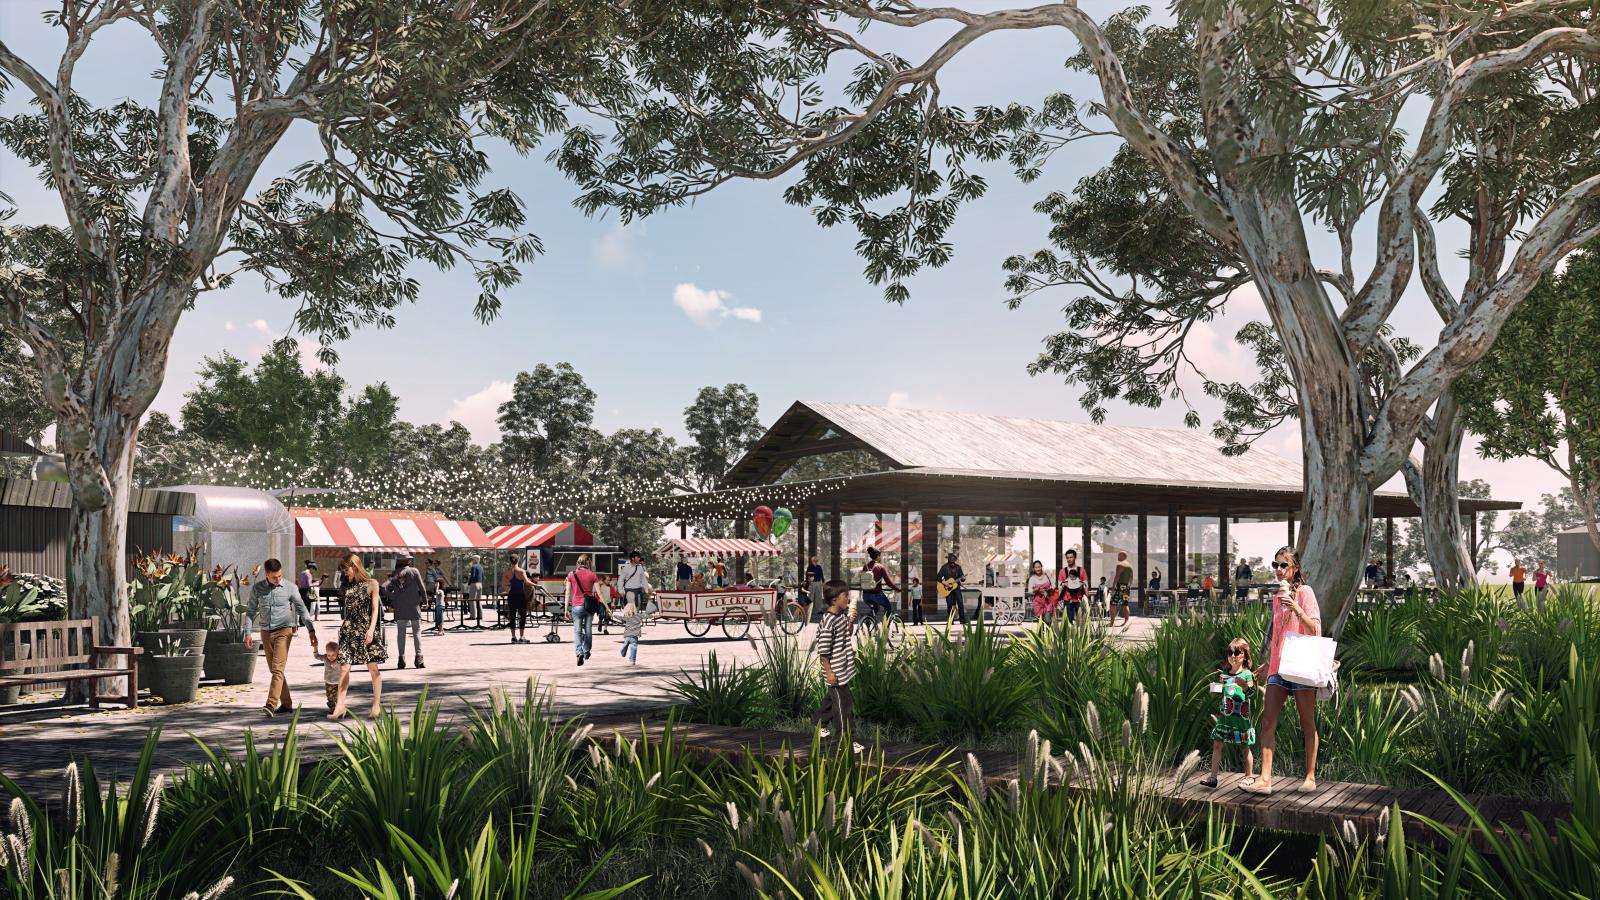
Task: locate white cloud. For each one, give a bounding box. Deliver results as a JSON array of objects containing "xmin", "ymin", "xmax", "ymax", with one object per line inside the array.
[
  {"xmin": 673, "ymin": 283, "xmax": 762, "ymax": 328},
  {"xmin": 223, "ymin": 321, "xmax": 236, "ymax": 332},
  {"xmin": 591, "ymin": 223, "xmax": 632, "ymax": 268},
  {"xmin": 447, "ymin": 380, "xmax": 514, "ymax": 445},
  {"xmin": 887, "ymin": 391, "xmax": 912, "ymax": 409},
  {"xmin": 294, "ymin": 339, "xmax": 329, "ymax": 373},
  {"xmin": 250, "ymin": 318, "xmax": 270, "ymax": 333}
]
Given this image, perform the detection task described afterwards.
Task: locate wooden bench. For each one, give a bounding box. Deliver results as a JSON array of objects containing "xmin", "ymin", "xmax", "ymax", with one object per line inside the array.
[{"xmin": 0, "ymin": 619, "xmax": 140, "ymax": 709}]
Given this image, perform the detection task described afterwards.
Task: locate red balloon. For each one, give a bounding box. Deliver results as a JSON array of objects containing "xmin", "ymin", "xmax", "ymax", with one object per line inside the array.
[{"xmin": 752, "ymin": 505, "xmax": 774, "ymax": 538}]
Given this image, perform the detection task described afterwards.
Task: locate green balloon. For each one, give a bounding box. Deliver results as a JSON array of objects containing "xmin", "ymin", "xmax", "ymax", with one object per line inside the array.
[{"xmin": 771, "ymin": 507, "xmax": 793, "ymax": 538}]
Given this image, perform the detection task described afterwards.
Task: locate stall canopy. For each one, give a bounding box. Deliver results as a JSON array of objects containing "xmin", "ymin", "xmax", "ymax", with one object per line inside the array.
[
  {"xmin": 485, "ymin": 522, "xmax": 594, "ymax": 549},
  {"xmin": 292, "ymin": 508, "xmax": 491, "ymax": 551},
  {"xmin": 845, "ymin": 521, "xmax": 924, "ymax": 554},
  {"xmin": 661, "ymin": 537, "xmax": 782, "ymax": 558}
]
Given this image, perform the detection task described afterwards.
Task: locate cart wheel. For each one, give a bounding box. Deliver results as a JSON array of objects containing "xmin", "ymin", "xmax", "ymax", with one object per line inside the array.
[
  {"xmin": 775, "ymin": 602, "xmax": 805, "ymax": 635},
  {"xmin": 684, "ymin": 618, "xmax": 712, "ymax": 638},
  {"xmin": 544, "ymin": 632, "xmax": 561, "ymax": 643},
  {"xmin": 721, "ymin": 611, "xmax": 751, "ymax": 640}
]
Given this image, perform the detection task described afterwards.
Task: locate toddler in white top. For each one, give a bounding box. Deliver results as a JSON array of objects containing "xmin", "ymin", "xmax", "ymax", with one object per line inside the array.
[{"xmin": 322, "ymin": 641, "xmax": 342, "ymax": 712}]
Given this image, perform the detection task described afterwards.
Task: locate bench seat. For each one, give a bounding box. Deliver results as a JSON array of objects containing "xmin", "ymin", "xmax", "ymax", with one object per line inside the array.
[
  {"xmin": 0, "ymin": 668, "xmax": 133, "ymax": 685},
  {"xmin": 0, "ymin": 621, "xmax": 140, "ymax": 709}
]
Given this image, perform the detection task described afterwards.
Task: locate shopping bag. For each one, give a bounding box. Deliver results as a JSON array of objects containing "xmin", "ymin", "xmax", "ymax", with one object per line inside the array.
[{"xmin": 1277, "ymin": 631, "xmax": 1338, "ymax": 687}]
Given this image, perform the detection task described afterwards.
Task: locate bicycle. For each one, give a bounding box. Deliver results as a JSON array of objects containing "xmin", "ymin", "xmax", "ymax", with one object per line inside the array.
[
  {"xmin": 769, "ymin": 579, "xmax": 811, "ymax": 635},
  {"xmin": 853, "ymin": 600, "xmax": 907, "ymax": 649}
]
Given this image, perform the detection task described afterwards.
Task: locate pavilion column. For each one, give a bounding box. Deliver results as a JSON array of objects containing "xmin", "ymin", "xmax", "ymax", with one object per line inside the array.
[
  {"xmin": 1287, "ymin": 512, "xmax": 1296, "ymax": 547},
  {"xmin": 1053, "ymin": 507, "xmax": 1063, "ymax": 565},
  {"xmin": 1166, "ymin": 505, "xmax": 1178, "ymax": 588},
  {"xmin": 1081, "ymin": 512, "xmax": 1093, "ymax": 585},
  {"xmin": 829, "ymin": 504, "xmax": 842, "ymax": 581},
  {"xmin": 920, "ymin": 511, "xmax": 939, "ymax": 616},
  {"xmin": 1137, "ymin": 514, "xmax": 1148, "ymax": 612},
  {"xmin": 734, "ymin": 517, "xmax": 748, "ymax": 582},
  {"xmin": 1219, "ymin": 511, "xmax": 1229, "ymax": 590},
  {"xmin": 797, "ymin": 509, "xmax": 807, "ymax": 588},
  {"xmin": 900, "ymin": 501, "xmax": 912, "ymax": 616},
  {"xmin": 1027, "ymin": 511, "xmax": 1035, "ymax": 568},
  {"xmin": 679, "ymin": 520, "xmax": 688, "ymax": 539},
  {"xmin": 1178, "ymin": 515, "xmax": 1187, "ymax": 583},
  {"xmin": 1385, "ymin": 517, "xmax": 1394, "ymax": 582}
]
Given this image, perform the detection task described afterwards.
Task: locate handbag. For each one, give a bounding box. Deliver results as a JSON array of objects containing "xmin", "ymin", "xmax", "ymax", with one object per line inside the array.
[{"xmin": 1277, "ymin": 631, "xmax": 1339, "ymax": 687}]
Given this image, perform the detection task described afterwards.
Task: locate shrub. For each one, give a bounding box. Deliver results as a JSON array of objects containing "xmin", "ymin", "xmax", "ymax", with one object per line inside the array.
[
  {"xmin": 460, "ymin": 677, "xmax": 579, "ymax": 823},
  {"xmin": 750, "ymin": 632, "xmax": 824, "ymax": 720},
  {"xmin": 846, "ymin": 628, "xmax": 910, "ymax": 727},
  {"xmin": 899, "ymin": 620, "xmax": 1036, "ymax": 743},
  {"xmin": 1318, "ymin": 683, "xmax": 1419, "ymax": 785},
  {"xmin": 1341, "ymin": 605, "xmax": 1422, "ymax": 673},
  {"xmin": 668, "ymin": 650, "xmax": 776, "ymax": 727}
]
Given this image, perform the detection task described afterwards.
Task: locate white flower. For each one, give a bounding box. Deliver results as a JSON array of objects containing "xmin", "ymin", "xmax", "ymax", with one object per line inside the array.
[
  {"xmin": 1085, "ymin": 701, "xmax": 1102, "ymax": 742},
  {"xmin": 1174, "ymin": 750, "xmax": 1202, "ymax": 784},
  {"xmin": 1489, "ymin": 688, "xmax": 1510, "ymax": 713},
  {"xmin": 1134, "ymin": 683, "xmax": 1150, "ymax": 734},
  {"xmin": 727, "ymin": 801, "xmax": 741, "ymax": 834},
  {"xmin": 1428, "ymin": 653, "xmax": 1444, "ymax": 681},
  {"xmin": 1341, "ymin": 819, "xmax": 1360, "ymax": 845}
]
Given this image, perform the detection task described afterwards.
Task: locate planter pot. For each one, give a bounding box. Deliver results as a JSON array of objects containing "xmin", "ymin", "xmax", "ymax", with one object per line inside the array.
[
  {"xmin": 204, "ymin": 641, "xmax": 257, "ymax": 685},
  {"xmin": 0, "ymin": 644, "xmax": 31, "ymax": 705},
  {"xmin": 136, "ymin": 629, "xmax": 208, "ymax": 686},
  {"xmin": 146, "ymin": 655, "xmax": 204, "ymax": 704},
  {"xmin": 201, "ymin": 630, "xmax": 234, "ymax": 679}
]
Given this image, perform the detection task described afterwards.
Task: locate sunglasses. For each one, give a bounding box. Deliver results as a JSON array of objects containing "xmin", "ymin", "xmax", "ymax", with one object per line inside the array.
[
  {"xmin": 1227, "ymin": 649, "xmax": 1245, "ymax": 656},
  {"xmin": 1271, "ymin": 561, "xmax": 1292, "ymax": 570}
]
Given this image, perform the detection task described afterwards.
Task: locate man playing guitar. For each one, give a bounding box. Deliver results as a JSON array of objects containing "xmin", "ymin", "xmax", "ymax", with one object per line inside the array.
[
  {"xmin": 936, "ymin": 551, "xmax": 967, "ymax": 625},
  {"xmin": 1057, "ymin": 548, "xmax": 1087, "ymax": 623}
]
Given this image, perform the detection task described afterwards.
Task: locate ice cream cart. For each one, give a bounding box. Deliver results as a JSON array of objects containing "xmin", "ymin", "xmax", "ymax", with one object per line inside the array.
[
  {"xmin": 655, "ymin": 537, "xmax": 783, "ymax": 639},
  {"xmin": 980, "ymin": 551, "xmax": 1028, "ymax": 625}
]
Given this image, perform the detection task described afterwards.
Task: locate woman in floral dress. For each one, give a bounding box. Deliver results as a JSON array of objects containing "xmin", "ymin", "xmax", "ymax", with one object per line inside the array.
[{"xmin": 330, "ymin": 553, "xmax": 386, "ymax": 720}]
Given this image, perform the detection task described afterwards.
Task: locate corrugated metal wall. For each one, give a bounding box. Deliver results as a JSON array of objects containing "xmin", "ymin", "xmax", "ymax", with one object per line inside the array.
[
  {"xmin": 1558, "ymin": 530, "xmax": 1599, "ymax": 581},
  {"xmin": 0, "ymin": 507, "xmax": 176, "ymax": 579}
]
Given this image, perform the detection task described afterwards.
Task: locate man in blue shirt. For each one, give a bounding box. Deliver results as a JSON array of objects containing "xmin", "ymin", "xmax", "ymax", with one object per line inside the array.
[
  {"xmin": 675, "ymin": 556, "xmax": 693, "ymax": 590},
  {"xmin": 245, "ymin": 558, "xmax": 318, "ymax": 717}
]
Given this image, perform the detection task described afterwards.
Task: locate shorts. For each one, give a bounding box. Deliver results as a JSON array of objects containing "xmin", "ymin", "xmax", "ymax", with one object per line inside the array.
[{"xmin": 1267, "ymin": 673, "xmax": 1315, "ymax": 692}]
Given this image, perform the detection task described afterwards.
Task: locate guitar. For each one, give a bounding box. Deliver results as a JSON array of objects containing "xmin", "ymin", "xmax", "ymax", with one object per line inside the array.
[{"xmin": 936, "ymin": 577, "xmax": 963, "ymax": 599}]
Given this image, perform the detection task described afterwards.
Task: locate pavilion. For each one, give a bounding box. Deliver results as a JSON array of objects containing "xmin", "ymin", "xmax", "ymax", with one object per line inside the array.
[{"xmin": 608, "ymin": 402, "xmax": 1519, "ymax": 612}]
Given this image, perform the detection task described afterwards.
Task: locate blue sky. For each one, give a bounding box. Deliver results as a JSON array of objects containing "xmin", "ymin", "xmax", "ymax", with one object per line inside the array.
[{"xmin": 0, "ymin": 2, "xmax": 1569, "ymax": 563}]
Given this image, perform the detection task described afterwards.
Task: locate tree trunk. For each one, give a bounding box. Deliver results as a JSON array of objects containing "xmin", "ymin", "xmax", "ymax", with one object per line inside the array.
[
  {"xmin": 1297, "ymin": 403, "xmax": 1372, "ymax": 638},
  {"xmin": 63, "ymin": 416, "xmax": 138, "ymax": 701},
  {"xmin": 1408, "ymin": 396, "xmax": 1476, "ymax": 589}
]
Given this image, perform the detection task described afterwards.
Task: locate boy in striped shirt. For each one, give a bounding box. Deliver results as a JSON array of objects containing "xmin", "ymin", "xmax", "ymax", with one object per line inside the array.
[{"xmin": 813, "ymin": 580, "xmax": 862, "ymax": 752}]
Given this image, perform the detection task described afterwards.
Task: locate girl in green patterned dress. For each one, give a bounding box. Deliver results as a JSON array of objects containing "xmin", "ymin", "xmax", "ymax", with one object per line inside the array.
[{"xmin": 1201, "ymin": 637, "xmax": 1256, "ymax": 788}]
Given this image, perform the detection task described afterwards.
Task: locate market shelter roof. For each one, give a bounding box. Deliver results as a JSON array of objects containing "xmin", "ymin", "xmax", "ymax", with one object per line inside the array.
[
  {"xmin": 486, "ymin": 522, "xmax": 595, "ymax": 549},
  {"xmin": 611, "ymin": 402, "xmax": 1519, "ymax": 520},
  {"xmin": 291, "ymin": 508, "xmax": 491, "ymax": 550},
  {"xmin": 661, "ymin": 537, "xmax": 781, "ymax": 558}
]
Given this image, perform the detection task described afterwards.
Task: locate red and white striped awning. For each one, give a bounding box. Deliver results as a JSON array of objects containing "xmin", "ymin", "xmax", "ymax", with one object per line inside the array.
[
  {"xmin": 660, "ymin": 537, "xmax": 781, "ymax": 558},
  {"xmin": 844, "ymin": 522, "xmax": 924, "ymax": 554},
  {"xmin": 485, "ymin": 522, "xmax": 593, "ymax": 549},
  {"xmin": 985, "ymin": 552, "xmax": 1023, "ymax": 563},
  {"xmin": 350, "ymin": 546, "xmax": 432, "ymax": 555},
  {"xmin": 292, "ymin": 509, "xmax": 491, "ymax": 550}
]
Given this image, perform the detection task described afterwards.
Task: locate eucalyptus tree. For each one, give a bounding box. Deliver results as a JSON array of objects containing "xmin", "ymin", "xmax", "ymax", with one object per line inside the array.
[
  {"xmin": 0, "ymin": 1, "xmax": 691, "ymax": 653},
  {"xmin": 581, "ymin": 1, "xmax": 1600, "ymax": 629},
  {"xmin": 1456, "ymin": 245, "xmax": 1600, "ymax": 558}
]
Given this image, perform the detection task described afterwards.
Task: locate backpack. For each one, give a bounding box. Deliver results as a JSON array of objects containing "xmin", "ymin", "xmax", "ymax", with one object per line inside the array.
[{"xmin": 854, "ymin": 565, "xmax": 881, "ymax": 592}]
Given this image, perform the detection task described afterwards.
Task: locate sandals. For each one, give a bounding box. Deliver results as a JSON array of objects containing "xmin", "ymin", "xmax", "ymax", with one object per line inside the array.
[
  {"xmin": 1200, "ymin": 775, "xmax": 1219, "ymax": 788},
  {"xmin": 1240, "ymin": 776, "xmax": 1272, "ymax": 796}
]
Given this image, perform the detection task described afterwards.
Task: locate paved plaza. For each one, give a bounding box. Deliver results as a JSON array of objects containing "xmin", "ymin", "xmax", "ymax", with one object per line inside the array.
[{"xmin": 0, "ymin": 616, "xmax": 1158, "ymax": 801}]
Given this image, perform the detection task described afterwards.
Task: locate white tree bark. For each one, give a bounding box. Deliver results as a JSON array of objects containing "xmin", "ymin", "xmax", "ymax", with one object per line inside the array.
[{"xmin": 1402, "ymin": 398, "xmax": 1476, "ymax": 589}]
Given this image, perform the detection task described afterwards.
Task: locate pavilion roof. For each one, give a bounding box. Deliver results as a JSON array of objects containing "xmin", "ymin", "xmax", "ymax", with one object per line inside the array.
[{"xmin": 613, "ymin": 401, "xmax": 1520, "ymax": 520}]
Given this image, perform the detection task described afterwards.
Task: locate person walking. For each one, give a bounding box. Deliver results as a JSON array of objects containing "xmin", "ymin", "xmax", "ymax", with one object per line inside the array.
[
  {"xmin": 465, "ymin": 555, "xmax": 485, "ymax": 625},
  {"xmin": 936, "ymin": 551, "xmax": 968, "ymax": 625},
  {"xmin": 1109, "ymin": 551, "xmax": 1134, "ymax": 627},
  {"xmin": 1243, "ymin": 546, "xmax": 1321, "ymax": 796},
  {"xmin": 618, "ymin": 550, "xmax": 650, "ymax": 614},
  {"xmin": 244, "ymin": 558, "xmax": 320, "ymax": 717},
  {"xmin": 568, "ymin": 553, "xmax": 603, "ymax": 666},
  {"xmin": 618, "ymin": 598, "xmax": 644, "ymax": 665},
  {"xmin": 1057, "ymin": 549, "xmax": 1087, "ymax": 623},
  {"xmin": 813, "ymin": 580, "xmax": 862, "ymax": 752},
  {"xmin": 428, "ymin": 566, "xmax": 447, "ymax": 634},
  {"xmin": 502, "ymin": 555, "xmax": 534, "ymax": 644},
  {"xmin": 1534, "ymin": 559, "xmax": 1552, "ymax": 610},
  {"xmin": 804, "ymin": 555, "xmax": 826, "ymax": 613},
  {"xmin": 296, "ymin": 561, "xmax": 319, "ymax": 616},
  {"xmin": 1234, "ymin": 559, "xmax": 1254, "ymax": 602},
  {"xmin": 1027, "ymin": 559, "xmax": 1058, "ymax": 619},
  {"xmin": 1509, "ymin": 558, "xmax": 1526, "ymax": 605},
  {"xmin": 385, "ymin": 555, "xmax": 427, "ymax": 670},
  {"xmin": 330, "ymin": 553, "xmax": 387, "ymax": 720},
  {"xmin": 1201, "ymin": 638, "xmax": 1256, "ymax": 788}
]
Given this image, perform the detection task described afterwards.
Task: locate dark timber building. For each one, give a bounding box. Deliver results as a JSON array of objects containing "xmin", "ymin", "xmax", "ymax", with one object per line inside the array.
[{"xmin": 610, "ymin": 402, "xmax": 1520, "ymax": 612}]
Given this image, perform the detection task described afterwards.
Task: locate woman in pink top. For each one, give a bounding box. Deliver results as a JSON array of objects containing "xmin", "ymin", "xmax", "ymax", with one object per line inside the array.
[
  {"xmin": 1242, "ymin": 545, "xmax": 1321, "ymax": 796},
  {"xmin": 568, "ymin": 553, "xmax": 601, "ymax": 666}
]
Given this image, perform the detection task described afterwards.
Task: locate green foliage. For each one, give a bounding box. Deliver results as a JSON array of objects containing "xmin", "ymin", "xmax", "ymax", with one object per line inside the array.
[
  {"xmin": 459, "ymin": 678, "xmax": 580, "ymax": 823},
  {"xmin": 899, "ymin": 620, "xmax": 1036, "ymax": 743},
  {"xmin": 1319, "ymin": 684, "xmax": 1420, "ymax": 785},
  {"xmin": 330, "ymin": 696, "xmax": 498, "ymax": 857},
  {"xmin": 750, "ymin": 632, "xmax": 824, "ymax": 720},
  {"xmin": 668, "ymin": 650, "xmax": 777, "ymax": 728},
  {"xmin": 682, "ymin": 384, "xmax": 763, "ymax": 492},
  {"xmin": 1341, "ymin": 604, "xmax": 1423, "ymax": 673}
]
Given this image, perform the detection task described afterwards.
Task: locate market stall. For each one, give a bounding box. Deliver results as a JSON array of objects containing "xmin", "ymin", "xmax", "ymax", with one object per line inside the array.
[
  {"xmin": 291, "ymin": 508, "xmax": 493, "ymax": 616},
  {"xmin": 654, "ymin": 537, "xmax": 782, "ymax": 639},
  {"xmin": 979, "ymin": 551, "xmax": 1028, "ymax": 624}
]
